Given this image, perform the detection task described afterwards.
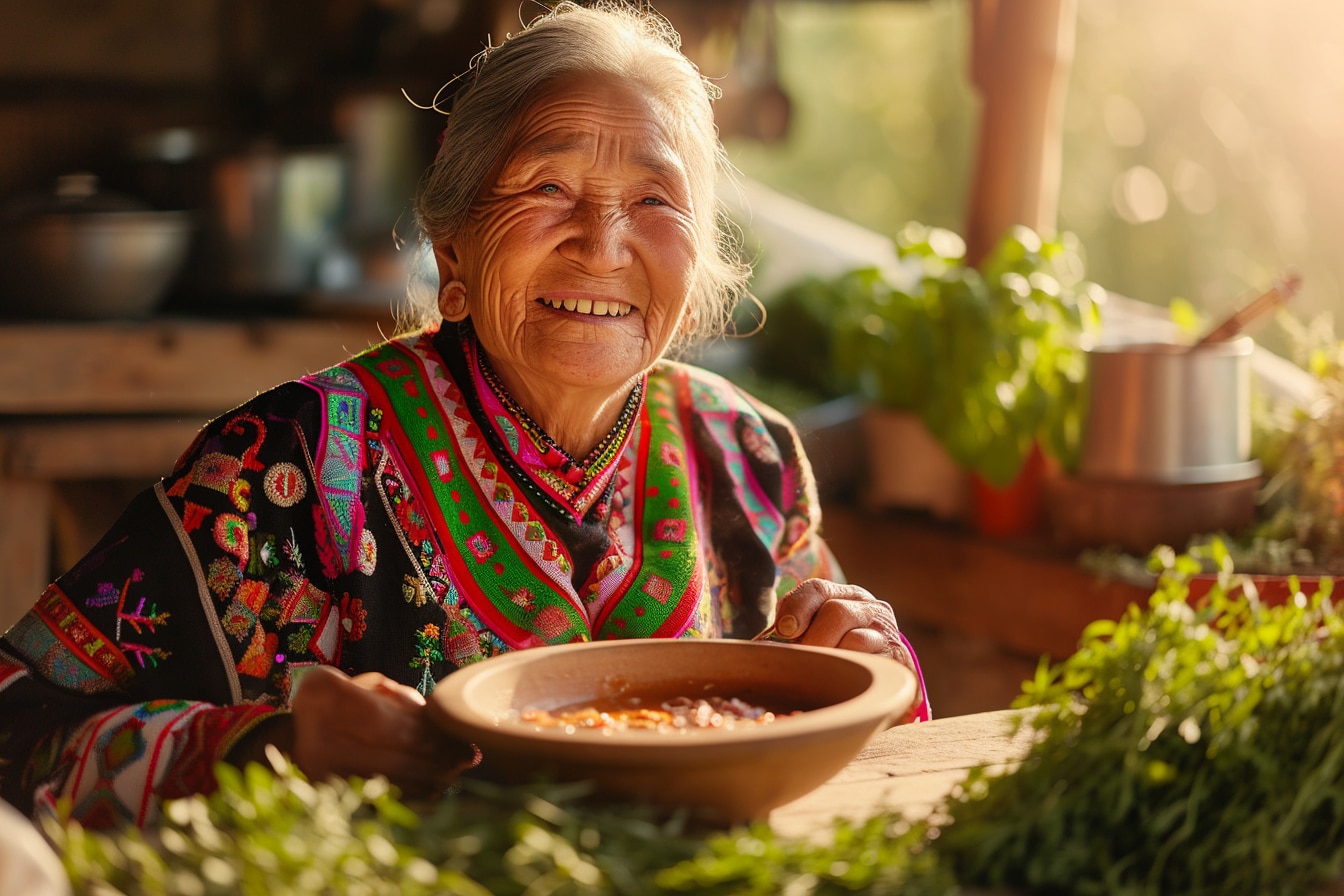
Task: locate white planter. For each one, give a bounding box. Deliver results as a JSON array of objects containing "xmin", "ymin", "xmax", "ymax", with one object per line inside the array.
[{"xmin": 859, "ymin": 407, "xmax": 969, "ymax": 520}]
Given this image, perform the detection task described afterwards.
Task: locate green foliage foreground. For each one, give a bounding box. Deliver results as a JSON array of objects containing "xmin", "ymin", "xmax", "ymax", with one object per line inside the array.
[{"xmin": 52, "ymin": 545, "xmax": 1344, "ymax": 895}]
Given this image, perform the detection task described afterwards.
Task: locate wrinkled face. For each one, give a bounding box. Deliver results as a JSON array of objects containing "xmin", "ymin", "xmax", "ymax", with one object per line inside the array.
[{"xmin": 436, "ymin": 73, "xmax": 700, "ymax": 402}]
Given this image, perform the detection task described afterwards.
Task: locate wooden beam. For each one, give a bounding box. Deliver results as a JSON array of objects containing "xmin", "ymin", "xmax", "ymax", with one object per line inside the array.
[{"xmin": 964, "ymin": 0, "xmax": 1077, "ymax": 266}]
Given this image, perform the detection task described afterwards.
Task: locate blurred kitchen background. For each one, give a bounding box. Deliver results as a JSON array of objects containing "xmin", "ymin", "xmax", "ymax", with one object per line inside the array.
[{"xmin": 2, "ymin": 0, "xmax": 1341, "ymax": 333}]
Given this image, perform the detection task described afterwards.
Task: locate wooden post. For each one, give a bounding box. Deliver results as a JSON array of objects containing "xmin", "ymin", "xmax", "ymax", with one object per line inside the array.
[{"xmin": 964, "ymin": 0, "xmax": 1078, "ymax": 267}]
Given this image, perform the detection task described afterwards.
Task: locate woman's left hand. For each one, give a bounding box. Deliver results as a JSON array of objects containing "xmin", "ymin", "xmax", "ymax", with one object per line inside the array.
[
  {"xmin": 768, "ymin": 578, "xmax": 930, "ymax": 722},
  {"xmin": 769, "ymin": 578, "xmax": 905, "ymax": 659}
]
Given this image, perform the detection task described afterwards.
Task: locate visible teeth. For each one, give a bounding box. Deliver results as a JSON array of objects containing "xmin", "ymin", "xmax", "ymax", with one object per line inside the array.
[{"xmin": 540, "ymin": 297, "xmax": 632, "ymax": 317}]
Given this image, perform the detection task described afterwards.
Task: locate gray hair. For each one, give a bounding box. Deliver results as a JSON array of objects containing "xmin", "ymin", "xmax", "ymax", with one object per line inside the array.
[{"xmin": 407, "ymin": 1, "xmax": 751, "ymax": 351}]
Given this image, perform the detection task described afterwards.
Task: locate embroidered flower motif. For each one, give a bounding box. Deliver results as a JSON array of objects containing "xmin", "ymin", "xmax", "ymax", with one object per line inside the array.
[
  {"xmin": 222, "ymin": 600, "xmax": 257, "ymax": 640},
  {"xmin": 660, "ymin": 441, "xmax": 685, "ymax": 468},
  {"xmin": 235, "ymin": 579, "xmax": 269, "ymax": 613},
  {"xmin": 180, "ymin": 501, "xmax": 211, "ymax": 533},
  {"xmin": 654, "ymin": 518, "xmax": 687, "ymax": 542},
  {"xmin": 282, "ymin": 533, "xmax": 305, "ymax": 571},
  {"xmin": 192, "ymin": 452, "xmax": 243, "ymax": 493},
  {"xmin": 214, "ymin": 514, "xmax": 250, "ymax": 563},
  {"xmin": 431, "ymin": 450, "xmax": 454, "ymax": 482},
  {"xmin": 340, "ymin": 594, "xmax": 367, "ymax": 641},
  {"xmin": 411, "ymin": 623, "xmax": 446, "ymax": 695},
  {"xmin": 357, "ymin": 529, "xmax": 377, "ymax": 575},
  {"xmin": 642, "ymin": 575, "xmax": 673, "ymax": 605},
  {"xmin": 534, "ymin": 606, "xmax": 573, "ymax": 641},
  {"xmin": 446, "ymin": 631, "xmax": 480, "ymax": 665},
  {"xmin": 505, "ymin": 586, "xmax": 536, "ymax": 612},
  {"xmin": 467, "ymin": 531, "xmax": 495, "ymax": 562},
  {"xmin": 263, "ymin": 462, "xmax": 308, "ymax": 507}
]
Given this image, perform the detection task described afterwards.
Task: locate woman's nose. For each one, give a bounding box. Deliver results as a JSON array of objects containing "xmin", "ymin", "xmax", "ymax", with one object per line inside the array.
[{"xmin": 560, "ymin": 200, "xmax": 633, "ymax": 271}]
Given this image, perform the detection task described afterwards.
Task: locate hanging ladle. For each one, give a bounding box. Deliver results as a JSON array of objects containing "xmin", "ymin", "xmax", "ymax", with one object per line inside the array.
[{"xmin": 1194, "ymin": 270, "xmax": 1301, "ymax": 347}]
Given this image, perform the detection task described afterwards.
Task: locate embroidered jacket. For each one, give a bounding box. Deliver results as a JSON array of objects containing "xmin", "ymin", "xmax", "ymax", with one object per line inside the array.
[{"xmin": 0, "ymin": 327, "xmax": 850, "ymax": 828}]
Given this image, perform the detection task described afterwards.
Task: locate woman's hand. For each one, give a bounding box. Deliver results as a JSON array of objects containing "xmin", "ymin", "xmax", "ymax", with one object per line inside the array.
[
  {"xmin": 769, "ymin": 578, "xmax": 930, "ymax": 722},
  {"xmin": 287, "ymin": 666, "xmax": 478, "ymax": 798},
  {"xmin": 770, "ymin": 578, "xmax": 906, "ymax": 660}
]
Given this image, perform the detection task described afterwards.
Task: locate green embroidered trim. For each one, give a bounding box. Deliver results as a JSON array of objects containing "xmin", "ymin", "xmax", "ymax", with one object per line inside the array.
[
  {"xmin": 349, "ymin": 342, "xmax": 586, "ymax": 646},
  {"xmin": 593, "ymin": 369, "xmax": 702, "ymax": 640}
]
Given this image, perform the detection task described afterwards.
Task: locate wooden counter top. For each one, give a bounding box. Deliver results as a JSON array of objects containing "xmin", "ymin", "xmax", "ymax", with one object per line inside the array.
[{"xmin": 770, "ymin": 709, "xmax": 1032, "ymax": 839}]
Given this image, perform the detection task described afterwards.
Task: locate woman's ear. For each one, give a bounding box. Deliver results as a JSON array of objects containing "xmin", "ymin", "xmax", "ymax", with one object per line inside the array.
[
  {"xmin": 433, "ymin": 241, "xmax": 470, "ymax": 321},
  {"xmin": 432, "ymin": 239, "xmax": 462, "ymax": 288}
]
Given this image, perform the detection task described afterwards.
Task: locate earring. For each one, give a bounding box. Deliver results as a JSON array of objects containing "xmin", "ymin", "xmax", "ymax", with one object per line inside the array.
[{"xmin": 438, "ymin": 280, "xmax": 469, "ymax": 321}]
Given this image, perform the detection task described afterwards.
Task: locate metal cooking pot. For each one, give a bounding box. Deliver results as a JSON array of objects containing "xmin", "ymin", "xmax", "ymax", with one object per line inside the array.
[
  {"xmin": 0, "ymin": 173, "xmax": 192, "ymax": 319},
  {"xmin": 1079, "ymin": 337, "xmax": 1260, "ymax": 485}
]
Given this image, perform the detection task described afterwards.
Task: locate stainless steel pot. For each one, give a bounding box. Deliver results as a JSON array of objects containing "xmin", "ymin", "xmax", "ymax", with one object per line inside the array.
[
  {"xmin": 0, "ymin": 173, "xmax": 192, "ymax": 319},
  {"xmin": 1079, "ymin": 337, "xmax": 1259, "ymax": 484}
]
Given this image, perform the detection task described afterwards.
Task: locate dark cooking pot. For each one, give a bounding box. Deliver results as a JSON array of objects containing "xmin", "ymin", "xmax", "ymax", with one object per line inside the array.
[{"xmin": 0, "ymin": 173, "xmax": 192, "ymax": 319}]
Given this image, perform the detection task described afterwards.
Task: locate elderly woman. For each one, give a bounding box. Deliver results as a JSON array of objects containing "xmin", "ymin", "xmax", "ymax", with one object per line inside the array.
[{"xmin": 0, "ymin": 1, "xmax": 926, "ymax": 830}]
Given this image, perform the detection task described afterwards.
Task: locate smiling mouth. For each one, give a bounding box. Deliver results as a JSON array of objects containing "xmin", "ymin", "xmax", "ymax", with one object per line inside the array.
[{"xmin": 539, "ymin": 297, "xmax": 633, "ymax": 317}]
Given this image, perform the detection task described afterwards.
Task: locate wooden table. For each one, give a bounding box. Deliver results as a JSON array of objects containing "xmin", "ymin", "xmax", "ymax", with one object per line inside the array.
[
  {"xmin": 0, "ymin": 317, "xmax": 385, "ymax": 629},
  {"xmin": 770, "ymin": 709, "xmax": 1032, "ymax": 839}
]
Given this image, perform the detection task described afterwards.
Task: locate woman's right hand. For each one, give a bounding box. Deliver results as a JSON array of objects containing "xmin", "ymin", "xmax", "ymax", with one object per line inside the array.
[{"xmin": 287, "ymin": 665, "xmax": 478, "ymax": 798}]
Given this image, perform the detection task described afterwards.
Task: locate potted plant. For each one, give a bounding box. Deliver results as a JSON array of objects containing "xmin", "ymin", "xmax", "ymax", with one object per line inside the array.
[{"xmin": 752, "ymin": 222, "xmax": 1100, "ymax": 529}]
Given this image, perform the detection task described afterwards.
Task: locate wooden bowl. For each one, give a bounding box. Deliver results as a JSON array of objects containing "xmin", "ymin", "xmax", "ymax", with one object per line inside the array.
[{"xmin": 427, "ymin": 639, "xmax": 917, "ymax": 824}]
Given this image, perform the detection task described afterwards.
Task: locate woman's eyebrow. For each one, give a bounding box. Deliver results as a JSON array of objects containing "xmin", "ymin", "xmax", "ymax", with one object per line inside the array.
[{"xmin": 518, "ymin": 133, "xmax": 686, "ymax": 181}]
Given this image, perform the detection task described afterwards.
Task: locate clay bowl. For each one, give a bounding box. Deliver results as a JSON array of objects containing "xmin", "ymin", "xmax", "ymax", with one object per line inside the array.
[{"xmin": 428, "ymin": 639, "xmax": 917, "ymax": 824}]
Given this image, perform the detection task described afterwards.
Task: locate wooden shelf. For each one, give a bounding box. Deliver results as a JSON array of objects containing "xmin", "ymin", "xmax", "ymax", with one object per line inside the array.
[{"xmin": 0, "ymin": 317, "xmax": 384, "ymax": 416}]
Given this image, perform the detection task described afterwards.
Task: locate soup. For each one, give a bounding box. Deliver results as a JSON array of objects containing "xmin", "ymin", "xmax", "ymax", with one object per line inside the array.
[{"xmin": 520, "ymin": 695, "xmax": 798, "ymax": 733}]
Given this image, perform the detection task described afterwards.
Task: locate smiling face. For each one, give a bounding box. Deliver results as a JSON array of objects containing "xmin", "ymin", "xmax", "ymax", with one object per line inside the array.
[{"xmin": 434, "ymin": 73, "xmax": 701, "ymax": 413}]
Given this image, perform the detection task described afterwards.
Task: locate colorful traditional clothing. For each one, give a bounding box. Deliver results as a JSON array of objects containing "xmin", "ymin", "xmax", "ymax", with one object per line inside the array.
[{"xmin": 0, "ymin": 325, "xmax": 924, "ymax": 829}]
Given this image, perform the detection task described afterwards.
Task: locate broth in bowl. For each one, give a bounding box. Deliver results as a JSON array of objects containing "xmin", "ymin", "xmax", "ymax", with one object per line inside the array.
[{"xmin": 519, "ymin": 694, "xmax": 798, "ymax": 733}]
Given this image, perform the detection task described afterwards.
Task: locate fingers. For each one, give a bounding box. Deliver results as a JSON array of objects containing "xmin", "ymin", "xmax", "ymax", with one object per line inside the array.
[
  {"xmin": 356, "ymin": 672, "xmax": 429, "ymax": 708},
  {"xmin": 774, "ymin": 578, "xmax": 903, "ymax": 657},
  {"xmin": 290, "ymin": 667, "xmax": 476, "ymax": 796}
]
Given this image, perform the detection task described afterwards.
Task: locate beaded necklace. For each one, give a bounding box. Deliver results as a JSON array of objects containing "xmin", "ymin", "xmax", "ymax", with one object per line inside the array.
[{"xmin": 465, "ymin": 328, "xmax": 644, "ymax": 523}]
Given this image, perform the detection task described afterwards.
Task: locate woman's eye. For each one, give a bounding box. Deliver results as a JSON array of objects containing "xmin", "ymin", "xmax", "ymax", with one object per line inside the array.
[
  {"xmin": 641, "ymin": 196, "xmax": 665, "ymax": 206},
  {"xmin": 538, "ymin": 183, "xmax": 561, "ymax": 195}
]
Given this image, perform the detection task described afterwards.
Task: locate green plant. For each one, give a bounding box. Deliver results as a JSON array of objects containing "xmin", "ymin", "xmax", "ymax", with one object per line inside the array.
[
  {"xmin": 758, "ymin": 222, "xmax": 1101, "ymax": 486},
  {"xmin": 935, "ymin": 542, "xmax": 1344, "ymax": 895},
  {"xmin": 52, "ymin": 754, "xmax": 946, "ymax": 896},
  {"xmin": 1246, "ymin": 312, "xmax": 1344, "ymax": 573}
]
